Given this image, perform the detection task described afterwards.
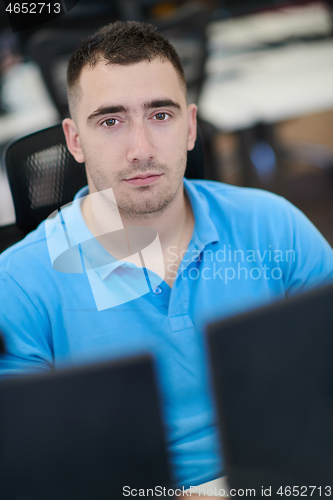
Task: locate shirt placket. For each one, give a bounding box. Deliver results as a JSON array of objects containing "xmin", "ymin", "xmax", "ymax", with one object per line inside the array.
[{"xmin": 168, "ymin": 238, "xmax": 205, "ymax": 332}]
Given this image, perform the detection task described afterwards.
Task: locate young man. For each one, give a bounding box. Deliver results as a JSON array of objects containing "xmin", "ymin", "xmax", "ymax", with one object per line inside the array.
[{"xmin": 0, "ymin": 21, "xmax": 333, "ymax": 495}]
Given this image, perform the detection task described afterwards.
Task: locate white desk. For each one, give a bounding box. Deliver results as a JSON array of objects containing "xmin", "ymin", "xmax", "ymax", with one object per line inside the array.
[
  {"xmin": 0, "ymin": 170, "xmax": 15, "ymax": 226},
  {"xmin": 198, "ymin": 4, "xmax": 333, "ymax": 131},
  {"xmin": 0, "ymin": 61, "xmax": 59, "ymax": 144}
]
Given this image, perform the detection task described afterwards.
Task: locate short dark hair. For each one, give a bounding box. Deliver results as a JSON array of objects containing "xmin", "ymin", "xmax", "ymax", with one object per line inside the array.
[{"xmin": 67, "ymin": 21, "xmax": 187, "ymax": 119}]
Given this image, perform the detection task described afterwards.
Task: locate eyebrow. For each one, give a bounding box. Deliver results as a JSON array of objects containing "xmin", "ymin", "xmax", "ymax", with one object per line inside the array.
[
  {"xmin": 87, "ymin": 99, "xmax": 181, "ymax": 122},
  {"xmin": 144, "ymin": 99, "xmax": 181, "ymax": 110}
]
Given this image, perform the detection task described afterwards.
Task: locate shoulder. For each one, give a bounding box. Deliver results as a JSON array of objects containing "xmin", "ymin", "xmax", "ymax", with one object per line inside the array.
[
  {"xmin": 186, "ymin": 178, "xmax": 287, "ymax": 204},
  {"xmin": 186, "ymin": 179, "xmax": 333, "ymax": 254},
  {"xmin": 186, "ymin": 180, "xmax": 333, "ymax": 292},
  {"xmin": 185, "ymin": 179, "xmax": 297, "ymax": 223},
  {"xmin": 0, "ymin": 222, "xmax": 51, "ymax": 284}
]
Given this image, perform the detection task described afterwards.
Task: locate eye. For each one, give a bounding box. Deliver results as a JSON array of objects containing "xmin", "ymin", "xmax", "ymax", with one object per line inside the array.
[
  {"xmin": 102, "ymin": 118, "xmax": 118, "ymax": 127},
  {"xmin": 154, "ymin": 112, "xmax": 170, "ymax": 121}
]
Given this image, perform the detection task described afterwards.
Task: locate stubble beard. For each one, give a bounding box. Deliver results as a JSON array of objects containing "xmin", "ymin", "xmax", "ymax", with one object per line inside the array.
[{"xmin": 86, "ymin": 155, "xmax": 187, "ymax": 219}]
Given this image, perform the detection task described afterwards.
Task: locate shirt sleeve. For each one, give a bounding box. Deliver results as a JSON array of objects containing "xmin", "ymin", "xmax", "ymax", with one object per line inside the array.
[
  {"xmin": 0, "ymin": 270, "xmax": 54, "ymax": 378},
  {"xmin": 280, "ymin": 199, "xmax": 333, "ymax": 295}
]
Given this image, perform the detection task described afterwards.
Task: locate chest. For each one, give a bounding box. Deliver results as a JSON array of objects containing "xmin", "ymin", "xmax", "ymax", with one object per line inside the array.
[
  {"xmin": 50, "ymin": 255, "xmax": 285, "ymax": 365},
  {"xmin": 162, "ymin": 226, "xmax": 195, "ymax": 288}
]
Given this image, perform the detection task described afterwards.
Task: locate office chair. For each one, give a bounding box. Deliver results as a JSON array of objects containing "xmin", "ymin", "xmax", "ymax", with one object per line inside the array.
[{"xmin": 0, "ymin": 122, "xmax": 205, "ymax": 253}]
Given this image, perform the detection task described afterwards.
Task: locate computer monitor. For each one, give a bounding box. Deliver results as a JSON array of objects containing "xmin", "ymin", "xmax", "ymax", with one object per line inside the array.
[
  {"xmin": 206, "ymin": 284, "xmax": 333, "ymax": 496},
  {"xmin": 0, "ymin": 354, "xmax": 171, "ymax": 500}
]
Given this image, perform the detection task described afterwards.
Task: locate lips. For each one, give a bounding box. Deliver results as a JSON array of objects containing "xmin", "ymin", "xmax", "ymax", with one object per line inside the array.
[
  {"xmin": 123, "ymin": 173, "xmax": 163, "ymax": 186},
  {"xmin": 125, "ymin": 172, "xmax": 159, "ymax": 180}
]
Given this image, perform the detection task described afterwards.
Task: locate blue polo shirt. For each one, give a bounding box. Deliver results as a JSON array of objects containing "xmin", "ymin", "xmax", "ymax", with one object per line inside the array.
[{"xmin": 1, "ymin": 179, "xmax": 333, "ymax": 488}]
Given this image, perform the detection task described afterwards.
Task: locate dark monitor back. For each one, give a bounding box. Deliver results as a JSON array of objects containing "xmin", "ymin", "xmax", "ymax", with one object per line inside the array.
[
  {"xmin": 206, "ymin": 284, "xmax": 333, "ymax": 496},
  {"xmin": 0, "ymin": 354, "xmax": 171, "ymax": 500}
]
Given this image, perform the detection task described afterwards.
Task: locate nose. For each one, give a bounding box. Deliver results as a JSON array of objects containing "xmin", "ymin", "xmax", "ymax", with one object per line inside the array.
[{"xmin": 126, "ymin": 122, "xmax": 154, "ymax": 165}]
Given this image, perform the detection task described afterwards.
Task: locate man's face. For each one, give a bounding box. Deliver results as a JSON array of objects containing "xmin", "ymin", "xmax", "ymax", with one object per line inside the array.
[{"xmin": 63, "ymin": 59, "xmax": 197, "ymax": 217}]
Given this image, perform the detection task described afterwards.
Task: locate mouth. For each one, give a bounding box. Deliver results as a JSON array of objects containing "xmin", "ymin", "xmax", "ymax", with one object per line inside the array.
[{"xmin": 123, "ymin": 173, "xmax": 163, "ymax": 186}]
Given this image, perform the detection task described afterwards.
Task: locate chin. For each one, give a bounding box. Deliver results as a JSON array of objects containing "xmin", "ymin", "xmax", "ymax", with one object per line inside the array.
[{"xmin": 118, "ymin": 194, "xmax": 173, "ymax": 217}]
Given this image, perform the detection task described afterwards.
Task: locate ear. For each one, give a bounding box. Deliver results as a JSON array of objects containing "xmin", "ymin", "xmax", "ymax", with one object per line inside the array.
[
  {"xmin": 62, "ymin": 118, "xmax": 85, "ymax": 163},
  {"xmin": 187, "ymin": 103, "xmax": 197, "ymax": 152}
]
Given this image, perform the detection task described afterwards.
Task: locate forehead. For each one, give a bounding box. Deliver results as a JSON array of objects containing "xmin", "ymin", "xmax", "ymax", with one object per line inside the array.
[{"xmin": 77, "ymin": 59, "xmax": 186, "ymax": 117}]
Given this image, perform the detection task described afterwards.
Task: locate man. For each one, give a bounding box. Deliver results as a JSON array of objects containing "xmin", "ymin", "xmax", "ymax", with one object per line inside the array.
[{"xmin": 1, "ymin": 21, "xmax": 333, "ymax": 496}]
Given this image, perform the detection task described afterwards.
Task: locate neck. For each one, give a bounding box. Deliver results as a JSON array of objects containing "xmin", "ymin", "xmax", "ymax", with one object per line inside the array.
[{"xmin": 81, "ymin": 181, "xmax": 194, "ymax": 252}]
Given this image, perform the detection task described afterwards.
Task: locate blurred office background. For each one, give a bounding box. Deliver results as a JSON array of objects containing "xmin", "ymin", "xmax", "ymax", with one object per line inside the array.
[{"xmin": 0, "ymin": 0, "xmax": 333, "ymax": 246}]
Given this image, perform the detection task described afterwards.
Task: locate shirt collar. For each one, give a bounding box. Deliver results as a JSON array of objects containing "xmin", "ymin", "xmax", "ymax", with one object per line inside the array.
[
  {"xmin": 60, "ymin": 186, "xmax": 125, "ymax": 279},
  {"xmin": 63, "ymin": 179, "xmax": 220, "ymax": 280},
  {"xmin": 183, "ymin": 178, "xmax": 220, "ymax": 250}
]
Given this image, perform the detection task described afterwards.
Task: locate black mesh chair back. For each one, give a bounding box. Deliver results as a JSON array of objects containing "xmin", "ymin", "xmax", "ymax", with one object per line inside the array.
[
  {"xmin": 4, "ymin": 122, "xmax": 205, "ymax": 233},
  {"xmin": 4, "ymin": 123, "xmax": 87, "ymax": 231}
]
